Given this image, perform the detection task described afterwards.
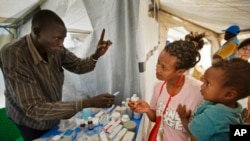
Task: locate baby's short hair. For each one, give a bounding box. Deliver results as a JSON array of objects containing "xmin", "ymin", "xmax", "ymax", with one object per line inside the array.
[{"xmin": 212, "ymin": 58, "xmax": 250, "ymax": 99}]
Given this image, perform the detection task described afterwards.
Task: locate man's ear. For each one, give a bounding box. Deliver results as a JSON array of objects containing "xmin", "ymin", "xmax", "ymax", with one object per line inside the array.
[{"xmin": 32, "ymin": 27, "xmax": 40, "ymax": 37}]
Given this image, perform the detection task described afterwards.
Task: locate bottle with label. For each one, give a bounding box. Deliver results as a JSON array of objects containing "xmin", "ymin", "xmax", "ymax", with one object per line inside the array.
[
  {"xmin": 80, "ymin": 121, "xmax": 86, "ymax": 132},
  {"xmin": 111, "ymin": 112, "xmax": 121, "ymax": 121},
  {"xmin": 87, "ymin": 117, "xmax": 93, "ymax": 130},
  {"xmin": 131, "ymin": 94, "xmax": 139, "ymax": 102},
  {"xmin": 114, "ymin": 106, "xmax": 120, "ymax": 116},
  {"xmin": 125, "ymin": 97, "xmax": 133, "ymax": 119},
  {"xmin": 131, "ymin": 94, "xmax": 142, "ymax": 119},
  {"xmin": 120, "ymin": 101, "xmax": 127, "ymax": 116}
]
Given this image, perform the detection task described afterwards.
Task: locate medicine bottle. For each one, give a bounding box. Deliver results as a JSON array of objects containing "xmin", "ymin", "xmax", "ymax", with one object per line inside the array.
[
  {"xmin": 131, "ymin": 94, "xmax": 141, "ymax": 119},
  {"xmin": 120, "ymin": 101, "xmax": 127, "ymax": 116},
  {"xmin": 121, "ymin": 114, "xmax": 130, "ymax": 124},
  {"xmin": 80, "ymin": 121, "xmax": 86, "ymax": 133},
  {"xmin": 131, "ymin": 94, "xmax": 139, "ymax": 102},
  {"xmin": 126, "ymin": 97, "xmax": 133, "ymax": 118},
  {"xmin": 87, "ymin": 117, "xmax": 93, "ymax": 130}
]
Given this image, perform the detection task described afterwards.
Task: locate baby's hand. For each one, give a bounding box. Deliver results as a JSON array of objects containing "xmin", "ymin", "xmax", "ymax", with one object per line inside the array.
[{"xmin": 176, "ymin": 104, "xmax": 191, "ymax": 119}]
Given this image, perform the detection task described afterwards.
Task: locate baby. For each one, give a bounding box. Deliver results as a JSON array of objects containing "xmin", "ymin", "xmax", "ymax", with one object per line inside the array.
[{"xmin": 177, "ymin": 58, "xmax": 250, "ymax": 141}]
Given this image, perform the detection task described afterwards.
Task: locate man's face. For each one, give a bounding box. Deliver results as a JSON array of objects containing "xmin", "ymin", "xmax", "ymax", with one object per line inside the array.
[
  {"xmin": 224, "ymin": 32, "xmax": 236, "ymax": 40},
  {"xmin": 36, "ymin": 23, "xmax": 67, "ymax": 54}
]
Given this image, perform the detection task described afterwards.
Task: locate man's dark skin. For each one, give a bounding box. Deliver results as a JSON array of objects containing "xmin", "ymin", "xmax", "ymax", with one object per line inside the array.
[{"xmin": 212, "ymin": 32, "xmax": 237, "ymax": 63}]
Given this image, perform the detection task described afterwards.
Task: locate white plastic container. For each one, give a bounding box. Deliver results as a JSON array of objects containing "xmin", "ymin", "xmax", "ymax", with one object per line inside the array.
[
  {"xmin": 126, "ymin": 97, "xmax": 133, "ymax": 119},
  {"xmin": 131, "ymin": 94, "xmax": 142, "ymax": 119},
  {"xmin": 121, "ymin": 114, "xmax": 130, "ymax": 123},
  {"xmin": 111, "ymin": 112, "xmax": 121, "ymax": 121},
  {"xmin": 120, "ymin": 101, "xmax": 127, "ymax": 116}
]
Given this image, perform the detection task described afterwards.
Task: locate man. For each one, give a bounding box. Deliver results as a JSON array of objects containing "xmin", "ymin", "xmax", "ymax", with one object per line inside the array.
[
  {"xmin": 213, "ymin": 25, "xmax": 240, "ymax": 63},
  {"xmin": 0, "ymin": 9, "xmax": 114, "ymax": 141}
]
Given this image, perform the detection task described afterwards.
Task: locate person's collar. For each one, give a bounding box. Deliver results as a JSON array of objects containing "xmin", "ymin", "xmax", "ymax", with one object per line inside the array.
[
  {"xmin": 26, "ymin": 34, "xmax": 44, "ymax": 65},
  {"xmin": 228, "ymin": 36, "xmax": 238, "ymax": 41}
]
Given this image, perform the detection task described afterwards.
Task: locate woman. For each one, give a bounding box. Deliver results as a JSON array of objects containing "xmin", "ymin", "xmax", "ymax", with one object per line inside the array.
[
  {"xmin": 129, "ymin": 32, "xmax": 206, "ymax": 141},
  {"xmin": 237, "ymin": 38, "xmax": 250, "ymax": 123}
]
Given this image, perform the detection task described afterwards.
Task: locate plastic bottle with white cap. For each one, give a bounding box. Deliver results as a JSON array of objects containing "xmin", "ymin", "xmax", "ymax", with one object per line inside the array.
[
  {"xmin": 131, "ymin": 94, "xmax": 142, "ymax": 119},
  {"xmin": 111, "ymin": 112, "xmax": 121, "ymax": 121},
  {"xmin": 87, "ymin": 117, "xmax": 93, "ymax": 130},
  {"xmin": 120, "ymin": 100, "xmax": 127, "ymax": 116},
  {"xmin": 125, "ymin": 97, "xmax": 133, "ymax": 119}
]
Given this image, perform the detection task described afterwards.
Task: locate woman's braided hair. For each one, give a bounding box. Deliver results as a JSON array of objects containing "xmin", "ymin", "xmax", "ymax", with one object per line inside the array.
[{"xmin": 164, "ymin": 32, "xmax": 205, "ymax": 70}]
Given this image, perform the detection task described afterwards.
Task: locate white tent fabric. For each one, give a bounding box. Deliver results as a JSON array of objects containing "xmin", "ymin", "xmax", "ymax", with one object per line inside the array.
[
  {"xmin": 136, "ymin": 1, "xmax": 160, "ymax": 140},
  {"xmin": 159, "ymin": 0, "xmax": 250, "ymax": 34}
]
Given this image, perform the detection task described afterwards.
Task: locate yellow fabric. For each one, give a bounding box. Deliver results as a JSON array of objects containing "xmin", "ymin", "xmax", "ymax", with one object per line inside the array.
[
  {"xmin": 192, "ymin": 67, "xmax": 204, "ymax": 80},
  {"xmin": 216, "ymin": 42, "xmax": 238, "ymax": 59}
]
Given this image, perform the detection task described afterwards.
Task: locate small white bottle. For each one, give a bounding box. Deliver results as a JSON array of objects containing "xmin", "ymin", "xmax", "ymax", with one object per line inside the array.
[
  {"xmin": 126, "ymin": 97, "xmax": 133, "ymax": 119},
  {"xmin": 120, "ymin": 101, "xmax": 127, "ymax": 116},
  {"xmin": 121, "ymin": 114, "xmax": 130, "ymax": 124},
  {"xmin": 131, "ymin": 94, "xmax": 139, "ymax": 101},
  {"xmin": 131, "ymin": 94, "xmax": 142, "ymax": 119},
  {"xmin": 87, "ymin": 117, "xmax": 93, "ymax": 130},
  {"xmin": 111, "ymin": 112, "xmax": 121, "ymax": 121},
  {"xmin": 115, "ymin": 106, "xmax": 121, "ymax": 113}
]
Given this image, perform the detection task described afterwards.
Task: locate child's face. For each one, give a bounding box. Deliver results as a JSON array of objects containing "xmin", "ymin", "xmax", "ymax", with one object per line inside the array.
[
  {"xmin": 155, "ymin": 51, "xmax": 183, "ymax": 81},
  {"xmin": 200, "ymin": 67, "xmax": 229, "ymax": 103}
]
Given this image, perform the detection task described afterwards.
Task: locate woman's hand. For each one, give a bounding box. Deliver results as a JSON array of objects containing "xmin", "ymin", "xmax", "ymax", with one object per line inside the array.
[{"xmin": 128, "ymin": 99, "xmax": 151, "ymax": 113}]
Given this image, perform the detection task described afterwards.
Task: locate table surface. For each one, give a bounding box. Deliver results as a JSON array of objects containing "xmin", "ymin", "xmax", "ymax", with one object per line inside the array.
[{"xmin": 40, "ymin": 109, "xmax": 141, "ymax": 140}]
